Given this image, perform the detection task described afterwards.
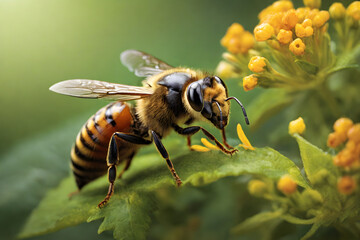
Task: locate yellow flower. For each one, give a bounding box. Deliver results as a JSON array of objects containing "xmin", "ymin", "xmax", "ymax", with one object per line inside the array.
[
  {"xmin": 221, "ymin": 23, "xmax": 254, "ymax": 54},
  {"xmin": 313, "ymin": 10, "xmax": 330, "ymax": 28},
  {"xmin": 282, "ymin": 9, "xmax": 298, "ymax": 30},
  {"xmin": 337, "ymin": 176, "xmax": 357, "ymax": 195},
  {"xmin": 215, "ymin": 61, "xmax": 238, "ymax": 79},
  {"xmin": 329, "ymin": 2, "xmax": 346, "ymax": 20},
  {"xmin": 346, "ymin": 1, "xmax": 360, "ymax": 21},
  {"xmin": 327, "ymin": 132, "xmax": 346, "ymax": 148},
  {"xmin": 277, "ymin": 29, "xmax": 293, "ymax": 44},
  {"xmin": 288, "ymin": 117, "xmax": 306, "ymax": 135},
  {"xmin": 348, "ymin": 124, "xmax": 360, "ymax": 143},
  {"xmin": 248, "ymin": 180, "xmax": 269, "ymax": 197},
  {"xmin": 289, "ymin": 38, "xmax": 306, "ymax": 55},
  {"xmin": 277, "ymin": 175, "xmax": 297, "ymax": 195},
  {"xmin": 303, "ymin": 0, "xmax": 321, "ymax": 9},
  {"xmin": 334, "ymin": 117, "xmax": 354, "ymax": 135},
  {"xmin": 242, "ymin": 75, "xmax": 258, "ymax": 92},
  {"xmin": 302, "ymin": 18, "xmax": 313, "ymax": 27},
  {"xmin": 248, "ymin": 56, "xmax": 267, "ymax": 73},
  {"xmin": 254, "ymin": 23, "xmax": 275, "ymax": 41},
  {"xmin": 259, "ymin": 1, "xmax": 294, "ymax": 22}
]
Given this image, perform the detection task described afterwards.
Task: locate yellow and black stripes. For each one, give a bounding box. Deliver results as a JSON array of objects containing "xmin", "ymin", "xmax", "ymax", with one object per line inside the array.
[{"xmin": 71, "ymin": 101, "xmax": 133, "ymax": 189}]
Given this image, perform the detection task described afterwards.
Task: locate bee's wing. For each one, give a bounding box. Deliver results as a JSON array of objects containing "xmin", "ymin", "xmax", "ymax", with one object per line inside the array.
[
  {"xmin": 120, "ymin": 49, "xmax": 173, "ymax": 77},
  {"xmin": 49, "ymin": 79, "xmax": 153, "ymax": 101}
]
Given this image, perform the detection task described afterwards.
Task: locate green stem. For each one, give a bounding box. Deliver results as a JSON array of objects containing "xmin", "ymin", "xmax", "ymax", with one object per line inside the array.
[
  {"xmin": 281, "ymin": 214, "xmax": 317, "ymax": 225},
  {"xmin": 316, "ymin": 83, "xmax": 341, "ymax": 117}
]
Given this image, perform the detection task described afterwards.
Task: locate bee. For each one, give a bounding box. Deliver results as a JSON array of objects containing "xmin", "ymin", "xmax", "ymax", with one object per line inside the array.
[{"xmin": 50, "ymin": 50, "xmax": 249, "ymax": 207}]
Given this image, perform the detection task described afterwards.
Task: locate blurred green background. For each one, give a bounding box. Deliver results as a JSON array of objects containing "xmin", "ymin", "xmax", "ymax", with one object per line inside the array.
[{"xmin": 0, "ymin": 0, "xmax": 349, "ymax": 239}]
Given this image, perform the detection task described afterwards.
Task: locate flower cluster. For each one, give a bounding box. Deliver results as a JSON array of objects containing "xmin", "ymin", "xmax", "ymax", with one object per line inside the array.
[
  {"xmin": 327, "ymin": 117, "xmax": 359, "ymax": 195},
  {"xmin": 216, "ymin": 0, "xmax": 360, "ymax": 94}
]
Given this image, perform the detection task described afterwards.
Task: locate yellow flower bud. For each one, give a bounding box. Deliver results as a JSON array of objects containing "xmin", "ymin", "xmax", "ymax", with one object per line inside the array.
[
  {"xmin": 304, "ymin": 26, "xmax": 314, "ymax": 36},
  {"xmin": 248, "ymin": 180, "xmax": 269, "ymax": 197},
  {"xmin": 288, "ymin": 117, "xmax": 306, "ymax": 135},
  {"xmin": 302, "ymin": 19, "xmax": 313, "ymax": 27},
  {"xmin": 277, "ymin": 29, "xmax": 293, "ymax": 44},
  {"xmin": 348, "ymin": 124, "xmax": 360, "ymax": 143},
  {"xmin": 327, "ymin": 131, "xmax": 347, "ymax": 148},
  {"xmin": 248, "ymin": 56, "xmax": 267, "ymax": 73},
  {"xmin": 277, "ymin": 175, "xmax": 297, "ymax": 195},
  {"xmin": 334, "ymin": 118, "xmax": 353, "ymax": 134},
  {"xmin": 303, "ymin": 0, "xmax": 321, "ymax": 9},
  {"xmin": 243, "ymin": 75, "xmax": 258, "ymax": 91},
  {"xmin": 313, "ymin": 10, "xmax": 330, "ymax": 28},
  {"xmin": 239, "ymin": 31, "xmax": 255, "ymax": 53},
  {"xmin": 215, "ymin": 61, "xmax": 237, "ymax": 80},
  {"xmin": 282, "ymin": 9, "xmax": 298, "ymax": 30},
  {"xmin": 337, "ymin": 176, "xmax": 357, "ymax": 195},
  {"xmin": 289, "ymin": 38, "xmax": 306, "ymax": 55},
  {"xmin": 334, "ymin": 149, "xmax": 356, "ymax": 167},
  {"xmin": 295, "ymin": 23, "xmax": 307, "ymax": 37},
  {"xmin": 346, "ymin": 1, "xmax": 360, "ymax": 21},
  {"xmin": 254, "ymin": 23, "xmax": 275, "ymax": 41},
  {"xmin": 329, "ymin": 2, "xmax": 346, "ymax": 20}
]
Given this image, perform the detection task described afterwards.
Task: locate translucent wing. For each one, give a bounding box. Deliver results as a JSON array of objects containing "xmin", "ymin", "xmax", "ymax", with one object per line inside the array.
[
  {"xmin": 49, "ymin": 79, "xmax": 153, "ymax": 101},
  {"xmin": 120, "ymin": 49, "xmax": 173, "ymax": 77}
]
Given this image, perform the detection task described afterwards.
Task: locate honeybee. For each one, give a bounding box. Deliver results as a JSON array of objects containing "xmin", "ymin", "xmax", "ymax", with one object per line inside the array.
[{"xmin": 50, "ymin": 50, "xmax": 249, "ymax": 207}]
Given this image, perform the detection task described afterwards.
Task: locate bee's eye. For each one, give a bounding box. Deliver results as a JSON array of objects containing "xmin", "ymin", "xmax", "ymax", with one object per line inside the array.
[{"xmin": 187, "ymin": 82, "xmax": 204, "ymax": 112}]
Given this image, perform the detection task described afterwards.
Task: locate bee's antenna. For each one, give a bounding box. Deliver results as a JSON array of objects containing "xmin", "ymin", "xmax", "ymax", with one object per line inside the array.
[
  {"xmin": 225, "ymin": 97, "xmax": 249, "ymax": 125},
  {"xmin": 214, "ymin": 101, "xmax": 223, "ymax": 129}
]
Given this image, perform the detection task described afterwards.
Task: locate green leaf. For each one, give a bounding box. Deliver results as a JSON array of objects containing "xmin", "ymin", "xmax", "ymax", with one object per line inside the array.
[
  {"xmin": 19, "ymin": 146, "xmax": 309, "ymax": 239},
  {"xmin": 247, "ymin": 89, "xmax": 295, "ymax": 130},
  {"xmin": 231, "ymin": 210, "xmax": 284, "ymax": 235},
  {"xmin": 295, "ymin": 60, "xmax": 319, "ymax": 75},
  {"xmin": 294, "ymin": 134, "xmax": 342, "ymax": 212}
]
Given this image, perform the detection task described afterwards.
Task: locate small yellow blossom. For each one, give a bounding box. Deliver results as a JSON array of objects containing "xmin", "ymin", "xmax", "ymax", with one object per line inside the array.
[
  {"xmin": 334, "ymin": 117, "xmax": 353, "ymax": 134},
  {"xmin": 327, "ymin": 132, "xmax": 346, "ymax": 148},
  {"xmin": 277, "ymin": 29, "xmax": 293, "ymax": 44},
  {"xmin": 190, "ymin": 145, "xmax": 210, "ymax": 152},
  {"xmin": 243, "ymin": 75, "xmax": 258, "ymax": 92},
  {"xmin": 329, "ymin": 2, "xmax": 346, "ymax": 20},
  {"xmin": 254, "ymin": 23, "xmax": 274, "ymax": 41},
  {"xmin": 313, "ymin": 10, "xmax": 330, "ymax": 28},
  {"xmin": 259, "ymin": 1, "xmax": 294, "ymax": 22},
  {"xmin": 248, "ymin": 56, "xmax": 267, "ymax": 73},
  {"xmin": 303, "ymin": 0, "xmax": 321, "ymax": 9},
  {"xmin": 296, "ymin": 7, "xmax": 309, "ymax": 22},
  {"xmin": 337, "ymin": 176, "xmax": 357, "ymax": 195},
  {"xmin": 288, "ymin": 117, "xmax": 306, "ymax": 135},
  {"xmin": 215, "ymin": 61, "xmax": 238, "ymax": 79},
  {"xmin": 346, "ymin": 1, "xmax": 360, "ymax": 21},
  {"xmin": 302, "ymin": 18, "xmax": 313, "ymax": 27},
  {"xmin": 282, "ymin": 9, "xmax": 298, "ymax": 30},
  {"xmin": 277, "ymin": 175, "xmax": 297, "ymax": 195},
  {"xmin": 295, "ymin": 24, "xmax": 313, "ymax": 38},
  {"xmin": 248, "ymin": 180, "xmax": 269, "ymax": 197},
  {"xmin": 221, "ymin": 23, "xmax": 254, "ymax": 54},
  {"xmin": 289, "ymin": 38, "xmax": 306, "ymax": 55},
  {"xmin": 347, "ymin": 124, "xmax": 360, "ymax": 143},
  {"xmin": 237, "ymin": 123, "xmax": 255, "ymax": 150},
  {"xmin": 333, "ymin": 149, "xmax": 356, "ymax": 167}
]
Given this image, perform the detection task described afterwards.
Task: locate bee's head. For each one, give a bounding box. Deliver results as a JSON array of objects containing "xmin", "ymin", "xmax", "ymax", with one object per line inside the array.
[{"xmin": 185, "ymin": 76, "xmax": 249, "ymax": 129}]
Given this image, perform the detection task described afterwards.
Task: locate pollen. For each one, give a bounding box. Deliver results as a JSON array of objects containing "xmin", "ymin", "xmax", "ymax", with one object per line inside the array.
[
  {"xmin": 242, "ymin": 74, "xmax": 258, "ymax": 92},
  {"xmin": 237, "ymin": 123, "xmax": 255, "ymax": 150},
  {"xmin": 346, "ymin": 1, "xmax": 360, "ymax": 21},
  {"xmin": 288, "ymin": 117, "xmax": 306, "ymax": 135},
  {"xmin": 313, "ymin": 11, "xmax": 330, "ymax": 28},
  {"xmin": 277, "ymin": 29, "xmax": 293, "ymax": 44},
  {"xmin": 248, "ymin": 56, "xmax": 267, "ymax": 73},
  {"xmin": 329, "ymin": 2, "xmax": 346, "ymax": 20},
  {"xmin": 289, "ymin": 38, "xmax": 306, "ymax": 55},
  {"xmin": 277, "ymin": 175, "xmax": 297, "ymax": 195},
  {"xmin": 337, "ymin": 176, "xmax": 357, "ymax": 195},
  {"xmin": 254, "ymin": 23, "xmax": 275, "ymax": 41}
]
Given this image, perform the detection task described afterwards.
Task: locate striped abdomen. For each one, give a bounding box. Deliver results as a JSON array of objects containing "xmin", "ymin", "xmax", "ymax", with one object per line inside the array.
[{"xmin": 71, "ymin": 101, "xmax": 133, "ymax": 189}]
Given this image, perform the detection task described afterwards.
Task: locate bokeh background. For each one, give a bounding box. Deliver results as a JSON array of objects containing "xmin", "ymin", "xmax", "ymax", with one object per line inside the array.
[{"xmin": 0, "ymin": 0, "xmax": 349, "ymax": 239}]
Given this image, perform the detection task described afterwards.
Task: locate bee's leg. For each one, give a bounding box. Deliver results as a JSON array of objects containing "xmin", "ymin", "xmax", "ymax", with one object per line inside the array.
[
  {"xmin": 172, "ymin": 124, "xmax": 237, "ymax": 155},
  {"xmin": 98, "ymin": 134, "xmax": 118, "ymax": 208},
  {"xmin": 187, "ymin": 136, "xmax": 192, "ymax": 149},
  {"xmin": 151, "ymin": 131, "xmax": 182, "ymax": 187},
  {"xmin": 221, "ymin": 129, "xmax": 234, "ymax": 150}
]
